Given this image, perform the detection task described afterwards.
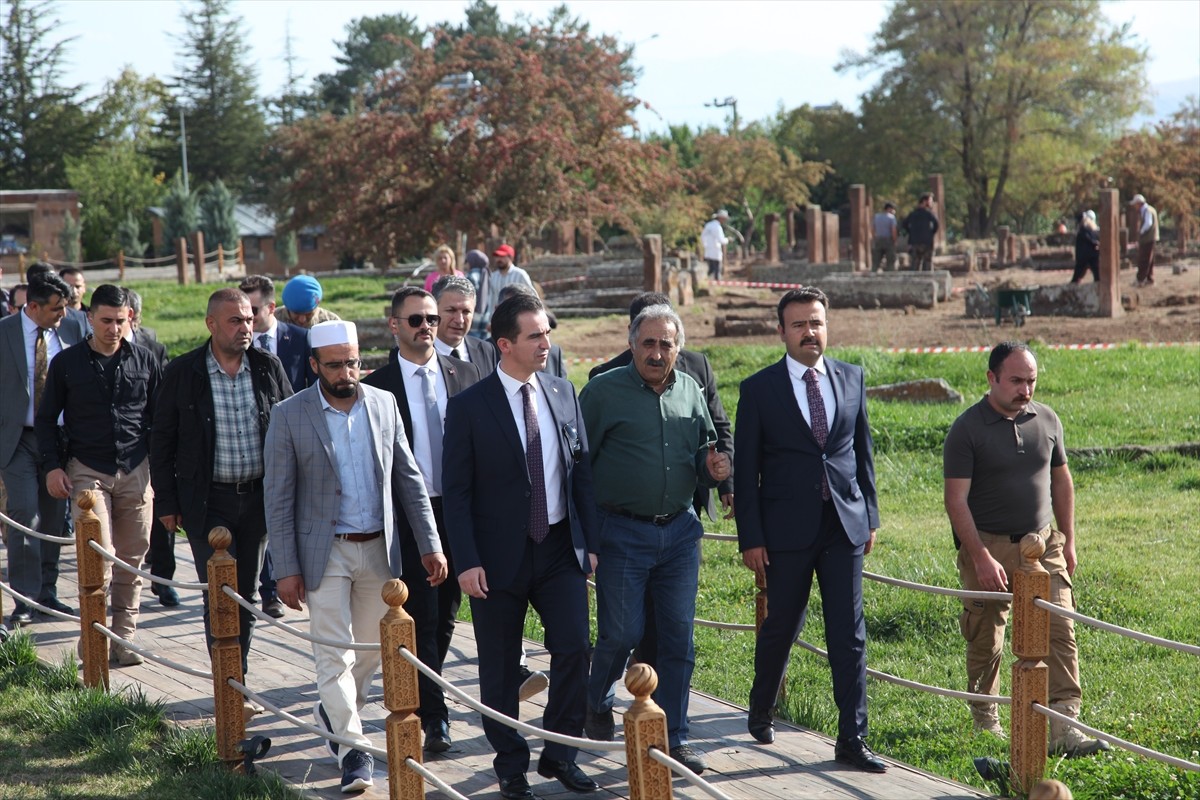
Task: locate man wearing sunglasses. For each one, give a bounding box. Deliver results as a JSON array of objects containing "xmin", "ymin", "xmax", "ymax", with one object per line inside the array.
[
  {"xmin": 265, "ymin": 320, "xmax": 447, "ymax": 794},
  {"xmin": 362, "ymin": 287, "xmax": 482, "ymax": 754}
]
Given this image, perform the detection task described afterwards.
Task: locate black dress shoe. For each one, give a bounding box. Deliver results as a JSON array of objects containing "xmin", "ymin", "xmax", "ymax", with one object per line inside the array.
[
  {"xmin": 8, "ymin": 604, "xmax": 32, "ymax": 627},
  {"xmin": 423, "ymin": 718, "xmax": 451, "ymax": 753},
  {"xmin": 835, "ymin": 736, "xmax": 888, "ymax": 773},
  {"xmin": 151, "ymin": 584, "xmax": 180, "ymax": 607},
  {"xmin": 38, "ymin": 596, "xmax": 75, "ymax": 615},
  {"xmin": 748, "ymin": 707, "xmax": 775, "ymax": 744},
  {"xmin": 499, "ymin": 774, "xmax": 535, "ymax": 800},
  {"xmin": 537, "ymin": 757, "xmax": 598, "ymax": 792}
]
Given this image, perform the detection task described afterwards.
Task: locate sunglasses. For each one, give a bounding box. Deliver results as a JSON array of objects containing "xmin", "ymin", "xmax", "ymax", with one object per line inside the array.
[{"xmin": 398, "ymin": 313, "xmax": 441, "ymax": 327}]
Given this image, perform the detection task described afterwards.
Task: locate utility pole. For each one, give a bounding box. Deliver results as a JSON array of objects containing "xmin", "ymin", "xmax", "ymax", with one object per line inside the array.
[
  {"xmin": 179, "ymin": 109, "xmax": 190, "ymax": 195},
  {"xmin": 705, "ymin": 96, "xmax": 739, "ymax": 134}
]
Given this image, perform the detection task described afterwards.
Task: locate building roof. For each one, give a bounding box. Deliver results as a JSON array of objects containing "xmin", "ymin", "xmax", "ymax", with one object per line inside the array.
[{"xmin": 147, "ymin": 204, "xmax": 325, "ymax": 238}]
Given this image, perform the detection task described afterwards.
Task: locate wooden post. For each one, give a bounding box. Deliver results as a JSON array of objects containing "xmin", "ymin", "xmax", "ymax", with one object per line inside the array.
[
  {"xmin": 193, "ymin": 231, "xmax": 206, "ymax": 284},
  {"xmin": 17, "ymin": 253, "xmax": 26, "ymax": 278},
  {"xmin": 117, "ymin": 250, "xmax": 125, "ymax": 282},
  {"xmin": 75, "ymin": 491, "xmax": 110, "ymax": 690},
  {"xmin": 176, "ymin": 238, "xmax": 189, "ymax": 285},
  {"xmin": 824, "ymin": 212, "xmax": 840, "ymax": 264},
  {"xmin": 764, "ymin": 213, "xmax": 780, "ymax": 263},
  {"xmin": 380, "ymin": 579, "xmax": 424, "ymax": 800},
  {"xmin": 996, "ymin": 227, "xmax": 1011, "ymax": 266},
  {"xmin": 206, "ymin": 526, "xmax": 246, "ymax": 769},
  {"xmin": 238, "ymin": 239, "xmax": 245, "ymax": 269},
  {"xmin": 1009, "ymin": 533, "xmax": 1050, "ymax": 795},
  {"xmin": 929, "ymin": 174, "xmax": 946, "ymax": 252},
  {"xmin": 849, "ymin": 185, "xmax": 868, "ymax": 271},
  {"xmin": 785, "ymin": 207, "xmax": 797, "ymax": 252},
  {"xmin": 217, "ymin": 243, "xmax": 225, "ymax": 274},
  {"xmin": 623, "ymin": 664, "xmax": 672, "ymax": 800},
  {"xmin": 642, "ymin": 234, "xmax": 662, "ymax": 293},
  {"xmin": 1098, "ymin": 189, "xmax": 1124, "ymax": 318},
  {"xmin": 806, "ymin": 205, "xmax": 824, "ymax": 264}
]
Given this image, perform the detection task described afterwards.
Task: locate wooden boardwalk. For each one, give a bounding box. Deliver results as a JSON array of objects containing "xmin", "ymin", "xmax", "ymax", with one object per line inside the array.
[{"xmin": 14, "ymin": 542, "xmax": 992, "ymax": 800}]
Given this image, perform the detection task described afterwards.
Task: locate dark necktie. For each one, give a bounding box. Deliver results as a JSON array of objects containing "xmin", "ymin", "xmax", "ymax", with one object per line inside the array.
[
  {"xmin": 256, "ymin": 333, "xmax": 270, "ymax": 352},
  {"xmin": 33, "ymin": 327, "xmax": 49, "ymax": 413},
  {"xmin": 450, "ymin": 347, "xmax": 461, "ymax": 360},
  {"xmin": 521, "ymin": 383, "xmax": 549, "ymax": 543},
  {"xmin": 803, "ymin": 368, "xmax": 831, "ymax": 501},
  {"xmin": 418, "ymin": 367, "xmax": 443, "ymax": 494}
]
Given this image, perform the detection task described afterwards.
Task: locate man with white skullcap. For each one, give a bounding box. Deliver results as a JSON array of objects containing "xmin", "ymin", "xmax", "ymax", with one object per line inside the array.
[{"xmin": 265, "ymin": 320, "xmax": 447, "ymax": 793}]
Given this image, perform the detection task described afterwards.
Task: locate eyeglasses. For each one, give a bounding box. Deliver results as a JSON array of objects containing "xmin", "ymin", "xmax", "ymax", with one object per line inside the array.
[
  {"xmin": 398, "ymin": 313, "xmax": 441, "ymax": 328},
  {"xmin": 318, "ymin": 359, "xmax": 362, "ymax": 371}
]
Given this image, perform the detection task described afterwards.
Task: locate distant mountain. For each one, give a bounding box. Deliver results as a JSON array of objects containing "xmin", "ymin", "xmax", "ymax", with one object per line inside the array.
[{"xmin": 1129, "ymin": 76, "xmax": 1200, "ymax": 129}]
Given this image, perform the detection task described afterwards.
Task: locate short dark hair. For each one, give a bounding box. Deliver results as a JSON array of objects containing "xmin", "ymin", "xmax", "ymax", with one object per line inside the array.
[
  {"xmin": 629, "ymin": 292, "xmax": 670, "ymax": 322},
  {"xmin": 491, "ymin": 293, "xmax": 544, "ymax": 343},
  {"xmin": 25, "ymin": 262, "xmax": 55, "ymax": 282},
  {"xmin": 776, "ymin": 286, "xmax": 829, "ymax": 326},
  {"xmin": 59, "ymin": 266, "xmax": 83, "ymax": 280},
  {"xmin": 25, "ymin": 273, "xmax": 71, "ymax": 306},
  {"xmin": 883, "ymin": 203, "xmax": 896, "ymax": 212},
  {"xmin": 89, "ymin": 284, "xmax": 128, "ymax": 310},
  {"xmin": 496, "ymin": 283, "xmax": 537, "ymax": 305},
  {"xmin": 239, "ymin": 274, "xmax": 275, "ymax": 299},
  {"xmin": 391, "ymin": 286, "xmax": 432, "ymax": 315},
  {"xmin": 988, "ymin": 341, "xmax": 1035, "ymax": 374},
  {"xmin": 206, "ymin": 287, "xmax": 250, "ymax": 316},
  {"xmin": 919, "ymin": 192, "xmax": 933, "ymax": 204}
]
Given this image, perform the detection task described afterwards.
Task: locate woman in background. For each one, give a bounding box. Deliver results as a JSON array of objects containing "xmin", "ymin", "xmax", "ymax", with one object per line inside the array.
[
  {"xmin": 424, "ymin": 244, "xmax": 464, "ymax": 292},
  {"xmin": 1071, "ymin": 210, "xmax": 1100, "ymax": 284}
]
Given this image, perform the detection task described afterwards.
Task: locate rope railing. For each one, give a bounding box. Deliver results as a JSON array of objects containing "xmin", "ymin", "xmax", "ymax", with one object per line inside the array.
[
  {"xmin": 864, "ymin": 569, "xmax": 1013, "ymax": 602},
  {"xmin": 1033, "ymin": 703, "xmax": 1200, "ymax": 772},
  {"xmin": 647, "ymin": 746, "xmax": 736, "ymax": 800},
  {"xmin": 86, "ymin": 540, "xmax": 207, "ymax": 590},
  {"xmin": 0, "ymin": 579, "xmax": 81, "ymax": 622},
  {"xmin": 396, "ymin": 646, "xmax": 625, "ymax": 752},
  {"xmin": 403, "ymin": 758, "xmax": 470, "ymax": 800},
  {"xmin": 123, "ymin": 253, "xmax": 179, "ymax": 265},
  {"xmin": 44, "ymin": 257, "xmax": 115, "ymax": 268},
  {"xmin": 0, "ymin": 509, "xmax": 76, "ymax": 544},
  {"xmin": 228, "ymin": 678, "xmax": 388, "ymax": 760},
  {"xmin": 701, "ymin": 532, "xmax": 739, "ymax": 542},
  {"xmin": 91, "ymin": 621, "xmax": 213, "ymax": 680},
  {"xmin": 693, "ymin": 616, "xmax": 754, "ymax": 631},
  {"xmin": 1033, "ymin": 598, "xmax": 1200, "ymax": 656},
  {"xmin": 220, "ymin": 585, "xmax": 378, "ymax": 651}
]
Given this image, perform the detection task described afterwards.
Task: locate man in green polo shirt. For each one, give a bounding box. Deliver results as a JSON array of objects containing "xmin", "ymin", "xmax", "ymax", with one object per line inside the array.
[
  {"xmin": 944, "ymin": 341, "xmax": 1107, "ymax": 757},
  {"xmin": 579, "ymin": 303, "xmax": 730, "ymax": 776}
]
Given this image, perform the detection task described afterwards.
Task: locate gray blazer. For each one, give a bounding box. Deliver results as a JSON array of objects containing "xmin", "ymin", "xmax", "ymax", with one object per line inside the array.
[
  {"xmin": 264, "ymin": 382, "xmax": 440, "ymax": 590},
  {"xmin": 0, "ymin": 310, "xmax": 84, "ymax": 469}
]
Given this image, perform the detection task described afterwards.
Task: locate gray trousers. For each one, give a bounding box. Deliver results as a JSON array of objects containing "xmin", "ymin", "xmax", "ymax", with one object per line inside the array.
[{"xmin": 1, "ymin": 429, "xmax": 65, "ymax": 605}]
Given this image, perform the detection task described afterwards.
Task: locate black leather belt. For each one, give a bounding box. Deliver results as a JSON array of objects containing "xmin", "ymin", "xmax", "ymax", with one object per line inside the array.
[
  {"xmin": 603, "ymin": 505, "xmax": 686, "ymax": 526},
  {"xmin": 211, "ymin": 479, "xmax": 263, "ymax": 494},
  {"xmin": 335, "ymin": 531, "xmax": 382, "ymax": 542}
]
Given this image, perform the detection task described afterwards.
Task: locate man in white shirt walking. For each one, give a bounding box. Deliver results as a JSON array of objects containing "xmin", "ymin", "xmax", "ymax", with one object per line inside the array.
[{"xmin": 701, "ymin": 210, "xmax": 730, "ymax": 281}]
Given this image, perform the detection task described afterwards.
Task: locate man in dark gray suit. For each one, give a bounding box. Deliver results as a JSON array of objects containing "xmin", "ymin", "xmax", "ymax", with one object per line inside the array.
[
  {"xmin": 266, "ymin": 320, "xmax": 446, "ymax": 794},
  {"xmin": 432, "ymin": 275, "xmax": 497, "ymax": 375},
  {"xmin": 0, "ymin": 273, "xmax": 80, "ymax": 626}
]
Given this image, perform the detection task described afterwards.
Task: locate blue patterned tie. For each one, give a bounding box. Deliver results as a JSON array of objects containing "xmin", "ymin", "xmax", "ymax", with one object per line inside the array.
[
  {"xmin": 521, "ymin": 383, "xmax": 549, "ymax": 543},
  {"xmin": 419, "ymin": 367, "xmax": 443, "ymax": 494},
  {"xmin": 804, "ymin": 368, "xmax": 831, "ymax": 501}
]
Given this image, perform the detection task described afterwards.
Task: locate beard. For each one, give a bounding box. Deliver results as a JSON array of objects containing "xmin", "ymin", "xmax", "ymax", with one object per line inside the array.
[{"xmin": 320, "ymin": 375, "xmax": 358, "ymax": 399}]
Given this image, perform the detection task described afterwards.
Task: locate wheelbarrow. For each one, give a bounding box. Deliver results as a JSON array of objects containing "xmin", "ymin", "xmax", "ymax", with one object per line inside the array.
[{"xmin": 995, "ymin": 287, "xmax": 1037, "ymax": 326}]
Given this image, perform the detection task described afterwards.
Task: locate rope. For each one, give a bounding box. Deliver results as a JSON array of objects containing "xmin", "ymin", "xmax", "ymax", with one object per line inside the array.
[
  {"xmin": 1033, "ymin": 598, "xmax": 1200, "ymax": 656},
  {"xmin": 403, "ymin": 758, "xmax": 470, "ymax": 800},
  {"xmin": 792, "ymin": 638, "xmax": 1011, "ymax": 705},
  {"xmin": 0, "ymin": 509, "xmax": 76, "ymax": 544},
  {"xmin": 1033, "ymin": 703, "xmax": 1200, "ymax": 772},
  {"xmin": 86, "ymin": 540, "xmax": 207, "ymax": 590},
  {"xmin": 45, "ymin": 257, "xmax": 114, "ymax": 268},
  {"xmin": 864, "ymin": 570, "xmax": 1012, "ymax": 601},
  {"xmin": 693, "ymin": 617, "xmax": 754, "ymax": 631},
  {"xmin": 0, "ymin": 580, "xmax": 81, "ymax": 622},
  {"xmin": 228, "ymin": 679, "xmax": 387, "ymax": 760},
  {"xmin": 647, "ymin": 747, "xmax": 735, "ymax": 800},
  {"xmin": 90, "ymin": 622, "xmax": 213, "ymax": 679},
  {"xmin": 220, "ymin": 585, "xmax": 377, "ymax": 651},
  {"xmin": 701, "ymin": 532, "xmax": 739, "ymax": 542},
  {"xmin": 396, "ymin": 646, "xmax": 625, "ymax": 752},
  {"xmin": 123, "ymin": 253, "xmax": 178, "ymax": 265}
]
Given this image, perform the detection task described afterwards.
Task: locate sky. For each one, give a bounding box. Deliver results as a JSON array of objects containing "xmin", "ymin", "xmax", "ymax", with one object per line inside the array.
[{"xmin": 51, "ymin": 0, "xmax": 1200, "ymax": 133}]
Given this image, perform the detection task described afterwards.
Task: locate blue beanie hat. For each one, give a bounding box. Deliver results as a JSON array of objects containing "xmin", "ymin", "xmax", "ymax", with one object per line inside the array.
[{"xmin": 282, "ymin": 275, "xmax": 322, "ymax": 313}]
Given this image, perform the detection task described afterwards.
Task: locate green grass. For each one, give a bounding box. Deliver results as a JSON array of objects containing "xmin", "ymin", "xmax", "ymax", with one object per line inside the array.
[{"xmin": 0, "ymin": 632, "xmax": 303, "ymax": 800}]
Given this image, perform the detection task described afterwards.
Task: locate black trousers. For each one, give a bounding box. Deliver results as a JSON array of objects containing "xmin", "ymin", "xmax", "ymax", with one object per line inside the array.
[
  {"xmin": 470, "ymin": 522, "xmax": 589, "ymax": 780},
  {"xmin": 185, "ymin": 485, "xmax": 268, "ymax": 674},
  {"xmin": 145, "ymin": 517, "xmax": 177, "ymax": 580},
  {"xmin": 748, "ymin": 501, "xmax": 869, "ymax": 742}
]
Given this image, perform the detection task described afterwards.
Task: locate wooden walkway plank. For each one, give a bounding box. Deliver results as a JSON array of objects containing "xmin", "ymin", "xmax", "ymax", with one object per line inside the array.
[{"xmin": 15, "ymin": 543, "xmax": 992, "ymax": 800}]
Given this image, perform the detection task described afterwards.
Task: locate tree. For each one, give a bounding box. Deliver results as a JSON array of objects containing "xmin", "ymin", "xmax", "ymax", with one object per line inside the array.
[
  {"xmin": 311, "ymin": 13, "xmax": 422, "ymax": 115},
  {"xmin": 65, "ymin": 142, "xmax": 164, "ymax": 259},
  {"xmin": 842, "ymin": 0, "xmax": 1147, "ymax": 237},
  {"xmin": 275, "ymin": 225, "xmax": 298, "ymax": 270},
  {"xmin": 94, "ymin": 67, "xmax": 171, "ymax": 150},
  {"xmin": 0, "ymin": 0, "xmax": 97, "ymax": 188},
  {"xmin": 116, "ymin": 211, "xmax": 145, "ymax": 257},
  {"xmin": 272, "ymin": 24, "xmax": 678, "ymax": 262},
  {"xmin": 161, "ymin": 173, "xmax": 199, "ymax": 254},
  {"xmin": 57, "ymin": 211, "xmax": 80, "ymax": 263},
  {"xmin": 157, "ymin": 0, "xmax": 267, "ymax": 195},
  {"xmin": 200, "ymin": 179, "xmax": 240, "ymax": 251}
]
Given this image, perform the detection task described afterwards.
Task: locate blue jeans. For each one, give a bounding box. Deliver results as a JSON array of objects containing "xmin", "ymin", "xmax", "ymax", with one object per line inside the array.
[{"xmin": 588, "ymin": 507, "xmax": 701, "ymax": 748}]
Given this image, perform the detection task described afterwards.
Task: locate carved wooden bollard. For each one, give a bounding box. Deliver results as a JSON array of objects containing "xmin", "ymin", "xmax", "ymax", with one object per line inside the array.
[
  {"xmin": 75, "ymin": 490, "xmax": 110, "ymax": 690},
  {"xmin": 380, "ymin": 579, "xmax": 423, "ymax": 800},
  {"xmin": 206, "ymin": 526, "xmax": 246, "ymax": 768},
  {"xmin": 1010, "ymin": 532, "xmax": 1050, "ymax": 794},
  {"xmin": 623, "ymin": 663, "xmax": 672, "ymax": 800}
]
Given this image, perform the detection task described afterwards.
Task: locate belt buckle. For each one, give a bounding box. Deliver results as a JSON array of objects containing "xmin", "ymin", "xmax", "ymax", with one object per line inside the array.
[{"xmin": 652, "ymin": 513, "xmax": 670, "ymax": 525}]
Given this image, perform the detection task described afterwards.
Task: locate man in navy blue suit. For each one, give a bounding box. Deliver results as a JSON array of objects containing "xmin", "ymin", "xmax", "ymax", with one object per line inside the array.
[
  {"xmin": 443, "ymin": 293, "xmax": 599, "ymax": 800},
  {"xmin": 734, "ymin": 286, "xmax": 888, "ymax": 773}
]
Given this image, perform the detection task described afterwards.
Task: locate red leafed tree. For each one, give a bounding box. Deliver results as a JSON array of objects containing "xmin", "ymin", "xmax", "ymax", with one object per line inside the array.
[{"xmin": 270, "ymin": 27, "xmax": 678, "ymax": 262}]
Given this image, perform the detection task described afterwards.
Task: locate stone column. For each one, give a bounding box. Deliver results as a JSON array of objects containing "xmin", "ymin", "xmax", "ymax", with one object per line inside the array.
[
  {"xmin": 849, "ymin": 185, "xmax": 868, "ymax": 271},
  {"xmin": 1099, "ymin": 189, "xmax": 1124, "ymax": 318},
  {"xmin": 764, "ymin": 213, "xmax": 780, "ymax": 263},
  {"xmin": 642, "ymin": 234, "xmax": 662, "ymax": 292},
  {"xmin": 806, "ymin": 204, "xmax": 824, "ymax": 264},
  {"xmin": 786, "ymin": 208, "xmax": 797, "ymax": 252},
  {"xmin": 824, "ymin": 211, "xmax": 840, "ymax": 264},
  {"xmin": 929, "ymin": 174, "xmax": 946, "ymax": 252}
]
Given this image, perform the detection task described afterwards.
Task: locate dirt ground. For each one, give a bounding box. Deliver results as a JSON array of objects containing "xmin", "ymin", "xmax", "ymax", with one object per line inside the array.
[{"xmin": 553, "ymin": 260, "xmax": 1200, "ymax": 360}]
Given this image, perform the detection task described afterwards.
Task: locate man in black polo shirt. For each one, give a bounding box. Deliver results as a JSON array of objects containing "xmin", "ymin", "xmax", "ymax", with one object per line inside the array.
[
  {"xmin": 36, "ymin": 284, "xmax": 161, "ymax": 666},
  {"xmin": 944, "ymin": 341, "xmax": 1107, "ymax": 756}
]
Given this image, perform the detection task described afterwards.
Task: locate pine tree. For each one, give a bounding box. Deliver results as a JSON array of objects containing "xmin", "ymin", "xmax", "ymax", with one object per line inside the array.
[
  {"xmin": 116, "ymin": 211, "xmax": 145, "ymax": 258},
  {"xmin": 162, "ymin": 173, "xmax": 199, "ymax": 254},
  {"xmin": 200, "ymin": 179, "xmax": 240, "ymax": 251},
  {"xmin": 57, "ymin": 211, "xmax": 81, "ymax": 263}
]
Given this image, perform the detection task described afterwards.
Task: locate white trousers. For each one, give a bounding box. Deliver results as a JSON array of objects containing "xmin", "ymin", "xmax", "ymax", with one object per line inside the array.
[{"xmin": 306, "ymin": 536, "xmax": 390, "ymax": 764}]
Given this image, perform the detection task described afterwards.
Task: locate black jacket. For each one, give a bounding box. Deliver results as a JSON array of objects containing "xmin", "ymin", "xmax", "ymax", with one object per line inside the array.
[
  {"xmin": 902, "ymin": 207, "xmax": 940, "ymax": 247},
  {"xmin": 150, "ymin": 341, "xmax": 293, "ymax": 533}
]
